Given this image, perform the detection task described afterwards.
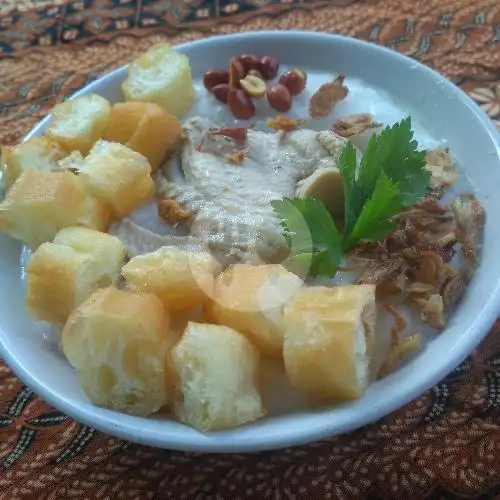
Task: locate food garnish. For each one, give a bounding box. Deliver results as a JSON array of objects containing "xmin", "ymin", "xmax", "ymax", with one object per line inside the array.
[
  {"xmin": 226, "ymin": 149, "xmax": 248, "ymax": 165},
  {"xmin": 228, "ymin": 88, "xmax": 256, "ymax": 119},
  {"xmin": 378, "ymin": 305, "xmax": 421, "ymax": 378},
  {"xmin": 425, "ymin": 148, "xmax": 458, "ymax": 190},
  {"xmin": 240, "ymin": 74, "xmax": 267, "ymax": 99},
  {"xmin": 229, "ymin": 57, "xmax": 246, "ymax": 88},
  {"xmin": 238, "ymin": 54, "xmax": 260, "ymax": 72},
  {"xmin": 158, "ymin": 198, "xmax": 191, "ymax": 225},
  {"xmin": 333, "ymin": 113, "xmax": 382, "ymax": 138},
  {"xmin": 203, "ymin": 69, "xmax": 230, "ymax": 91},
  {"xmin": 212, "ymin": 84, "xmax": 230, "ymax": 104},
  {"xmin": 272, "ymin": 117, "xmax": 431, "ymax": 277},
  {"xmin": 352, "ymin": 193, "xmax": 482, "ymax": 330},
  {"xmin": 451, "ymin": 193, "xmax": 485, "ymax": 269},
  {"xmin": 309, "ymin": 75, "xmax": 349, "ymax": 117},
  {"xmin": 267, "ymin": 84, "xmax": 293, "ymax": 112},
  {"xmin": 204, "ymin": 54, "xmax": 308, "ymax": 119},
  {"xmin": 208, "ymin": 126, "xmax": 250, "ymax": 142},
  {"xmin": 279, "ymin": 69, "xmax": 307, "ymax": 96},
  {"xmin": 267, "ymin": 116, "xmax": 305, "ymax": 132},
  {"xmin": 259, "ymin": 56, "xmax": 280, "ymax": 80},
  {"xmin": 412, "ymin": 293, "xmax": 446, "ymax": 330}
]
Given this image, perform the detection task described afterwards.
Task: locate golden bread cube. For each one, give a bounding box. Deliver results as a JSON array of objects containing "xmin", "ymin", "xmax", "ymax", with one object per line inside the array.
[
  {"xmin": 57, "ymin": 150, "xmax": 84, "ymax": 171},
  {"xmin": 104, "ymin": 101, "xmax": 184, "ymax": 170},
  {"xmin": 205, "ymin": 264, "xmax": 304, "ymax": 357},
  {"xmin": 62, "ymin": 287, "xmax": 170, "ymax": 416},
  {"xmin": 0, "ymin": 171, "xmax": 89, "ymax": 249},
  {"xmin": 283, "ymin": 285, "xmax": 376, "ymax": 402},
  {"xmin": 46, "ymin": 93, "xmax": 111, "ymax": 154},
  {"xmin": 168, "ymin": 321, "xmax": 265, "ymax": 431},
  {"xmin": 122, "ymin": 43, "xmax": 195, "ymax": 118},
  {"xmin": 78, "ymin": 195, "xmax": 110, "ymax": 233},
  {"xmin": 1, "ymin": 137, "xmax": 68, "ymax": 190},
  {"xmin": 78, "ymin": 140, "xmax": 155, "ymax": 218},
  {"xmin": 122, "ymin": 246, "xmax": 220, "ymax": 313},
  {"xmin": 56, "ymin": 151, "xmax": 111, "ymax": 231},
  {"xmin": 27, "ymin": 227, "xmax": 126, "ymax": 324}
]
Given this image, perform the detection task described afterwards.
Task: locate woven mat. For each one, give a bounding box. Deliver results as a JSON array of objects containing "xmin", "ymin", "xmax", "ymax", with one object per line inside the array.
[{"xmin": 1, "ymin": 1, "xmax": 500, "ymax": 499}]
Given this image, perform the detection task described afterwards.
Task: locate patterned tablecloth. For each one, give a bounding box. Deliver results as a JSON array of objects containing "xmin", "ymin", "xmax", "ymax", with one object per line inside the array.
[{"xmin": 0, "ymin": 1, "xmax": 499, "ymax": 498}]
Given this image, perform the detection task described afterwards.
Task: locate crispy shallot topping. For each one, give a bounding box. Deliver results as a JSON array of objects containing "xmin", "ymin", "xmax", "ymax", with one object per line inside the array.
[
  {"xmin": 309, "ymin": 75, "xmax": 349, "ymax": 118},
  {"xmin": 158, "ymin": 198, "xmax": 191, "ymax": 225},
  {"xmin": 451, "ymin": 194, "xmax": 485, "ymax": 270},
  {"xmin": 225, "ymin": 149, "xmax": 248, "ymax": 166},
  {"xmin": 412, "ymin": 293, "xmax": 446, "ymax": 330},
  {"xmin": 267, "ymin": 116, "xmax": 305, "ymax": 132},
  {"xmin": 332, "ymin": 113, "xmax": 382, "ymax": 137},
  {"xmin": 378, "ymin": 305, "xmax": 421, "ymax": 378},
  {"xmin": 354, "ymin": 194, "xmax": 484, "ymax": 331},
  {"xmin": 425, "ymin": 148, "xmax": 458, "ymax": 191}
]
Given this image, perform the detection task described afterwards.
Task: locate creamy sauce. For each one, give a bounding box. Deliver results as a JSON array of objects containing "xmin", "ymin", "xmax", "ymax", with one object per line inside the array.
[{"xmin": 159, "ymin": 117, "xmax": 347, "ymax": 262}]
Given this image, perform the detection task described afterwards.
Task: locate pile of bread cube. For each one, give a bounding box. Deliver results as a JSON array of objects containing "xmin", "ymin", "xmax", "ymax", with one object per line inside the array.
[{"xmin": 0, "ymin": 43, "xmax": 377, "ymax": 432}]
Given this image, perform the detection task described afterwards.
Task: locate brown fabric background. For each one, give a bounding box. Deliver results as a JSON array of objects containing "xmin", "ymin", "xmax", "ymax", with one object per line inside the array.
[{"xmin": 1, "ymin": 1, "xmax": 500, "ymax": 498}]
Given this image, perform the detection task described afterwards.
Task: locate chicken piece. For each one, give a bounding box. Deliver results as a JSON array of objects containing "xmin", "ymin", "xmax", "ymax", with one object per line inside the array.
[
  {"xmin": 45, "ymin": 93, "xmax": 111, "ymax": 154},
  {"xmin": 205, "ymin": 264, "xmax": 303, "ymax": 357},
  {"xmin": 77, "ymin": 140, "xmax": 155, "ymax": 218},
  {"xmin": 159, "ymin": 117, "xmax": 349, "ymax": 263},
  {"xmin": 27, "ymin": 227, "xmax": 126, "ymax": 324},
  {"xmin": 1, "ymin": 137, "xmax": 68, "ymax": 190},
  {"xmin": 168, "ymin": 321, "xmax": 265, "ymax": 431},
  {"xmin": 122, "ymin": 43, "xmax": 195, "ymax": 118},
  {"xmin": 104, "ymin": 101, "xmax": 184, "ymax": 170}
]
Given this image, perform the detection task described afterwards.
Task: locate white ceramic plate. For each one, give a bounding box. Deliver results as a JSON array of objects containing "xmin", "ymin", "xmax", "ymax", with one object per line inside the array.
[{"xmin": 1, "ymin": 31, "xmax": 500, "ymax": 453}]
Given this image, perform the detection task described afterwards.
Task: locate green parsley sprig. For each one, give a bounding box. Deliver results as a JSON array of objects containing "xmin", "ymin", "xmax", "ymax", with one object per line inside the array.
[{"xmin": 271, "ymin": 117, "xmax": 431, "ymax": 277}]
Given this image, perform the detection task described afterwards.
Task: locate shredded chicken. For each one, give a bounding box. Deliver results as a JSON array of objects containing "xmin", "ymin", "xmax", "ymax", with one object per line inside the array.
[
  {"xmin": 309, "ymin": 75, "xmax": 349, "ymax": 118},
  {"xmin": 267, "ymin": 116, "xmax": 305, "ymax": 132},
  {"xmin": 378, "ymin": 305, "xmax": 421, "ymax": 378},
  {"xmin": 158, "ymin": 198, "xmax": 191, "ymax": 225},
  {"xmin": 353, "ymin": 194, "xmax": 484, "ymax": 330},
  {"xmin": 332, "ymin": 114, "xmax": 381, "ymax": 138}
]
